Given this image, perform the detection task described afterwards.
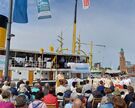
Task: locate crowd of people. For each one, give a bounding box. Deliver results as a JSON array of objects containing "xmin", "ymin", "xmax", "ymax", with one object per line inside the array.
[{"xmin": 0, "ymin": 75, "xmax": 135, "ymax": 108}]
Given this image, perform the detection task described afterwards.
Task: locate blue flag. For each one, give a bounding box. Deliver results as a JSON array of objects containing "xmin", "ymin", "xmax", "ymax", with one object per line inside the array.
[
  {"xmin": 37, "ymin": 0, "xmax": 51, "ymax": 19},
  {"xmin": 13, "ymin": 0, "xmax": 28, "ymax": 23}
]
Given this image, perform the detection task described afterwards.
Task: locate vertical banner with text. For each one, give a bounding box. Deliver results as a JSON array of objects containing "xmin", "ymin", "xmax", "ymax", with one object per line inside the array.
[
  {"xmin": 13, "ymin": 0, "xmax": 28, "ymax": 23},
  {"xmin": 37, "ymin": 0, "xmax": 51, "ymax": 19},
  {"xmin": 82, "ymin": 0, "xmax": 90, "ymax": 9}
]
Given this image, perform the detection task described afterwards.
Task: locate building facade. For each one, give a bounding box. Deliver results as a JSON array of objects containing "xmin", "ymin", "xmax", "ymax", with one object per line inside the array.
[{"xmin": 119, "ymin": 48, "xmax": 135, "ymax": 74}]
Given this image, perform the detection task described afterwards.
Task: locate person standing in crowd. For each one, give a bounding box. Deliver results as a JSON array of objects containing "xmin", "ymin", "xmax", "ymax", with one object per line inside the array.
[
  {"xmin": 82, "ymin": 80, "xmax": 91, "ymax": 96},
  {"xmin": 56, "ymin": 72, "xmax": 65, "ymax": 88},
  {"xmin": 56, "ymin": 79, "xmax": 66, "ymax": 95},
  {"xmin": 109, "ymin": 81, "xmax": 115, "ymax": 92},
  {"xmin": 71, "ymin": 81, "xmax": 77, "ymax": 93},
  {"xmin": 25, "ymin": 81, "xmax": 31, "ymax": 94},
  {"xmin": 17, "ymin": 80, "xmax": 24, "ymax": 89},
  {"xmin": 97, "ymin": 80, "xmax": 105, "ymax": 96}
]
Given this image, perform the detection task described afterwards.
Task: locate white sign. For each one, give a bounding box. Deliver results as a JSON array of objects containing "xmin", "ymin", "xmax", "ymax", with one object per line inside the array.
[
  {"xmin": 67, "ymin": 63, "xmax": 90, "ymax": 73},
  {"xmin": 0, "ymin": 55, "xmax": 5, "ymax": 69}
]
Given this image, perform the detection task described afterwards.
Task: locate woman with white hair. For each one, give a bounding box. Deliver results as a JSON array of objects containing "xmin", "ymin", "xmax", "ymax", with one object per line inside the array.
[
  {"xmin": 2, "ymin": 81, "xmax": 10, "ymax": 91},
  {"xmin": 18, "ymin": 84, "xmax": 30, "ymax": 103}
]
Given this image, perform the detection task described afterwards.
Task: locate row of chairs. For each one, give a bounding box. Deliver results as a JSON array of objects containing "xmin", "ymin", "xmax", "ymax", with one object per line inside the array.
[{"xmin": 46, "ymin": 98, "xmax": 101, "ymax": 108}]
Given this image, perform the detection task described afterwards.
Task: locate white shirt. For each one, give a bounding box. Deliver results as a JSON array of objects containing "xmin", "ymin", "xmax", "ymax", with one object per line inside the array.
[
  {"xmin": 2, "ymin": 85, "xmax": 10, "ymax": 91},
  {"xmin": 82, "ymin": 83, "xmax": 91, "ymax": 94},
  {"xmin": 123, "ymin": 78, "xmax": 131, "ymax": 86},
  {"xmin": 56, "ymin": 85, "xmax": 66, "ymax": 94}
]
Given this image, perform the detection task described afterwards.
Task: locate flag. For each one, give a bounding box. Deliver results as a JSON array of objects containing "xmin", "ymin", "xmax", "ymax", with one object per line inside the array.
[
  {"xmin": 82, "ymin": 0, "xmax": 90, "ymax": 9},
  {"xmin": 13, "ymin": 0, "xmax": 28, "ymax": 23},
  {"xmin": 36, "ymin": 0, "xmax": 51, "ymax": 19},
  {"xmin": 0, "ymin": 15, "xmax": 8, "ymax": 48}
]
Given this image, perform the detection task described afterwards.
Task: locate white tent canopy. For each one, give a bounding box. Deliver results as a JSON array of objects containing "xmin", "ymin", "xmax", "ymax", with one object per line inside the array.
[{"xmin": 105, "ymin": 70, "xmax": 121, "ymax": 74}]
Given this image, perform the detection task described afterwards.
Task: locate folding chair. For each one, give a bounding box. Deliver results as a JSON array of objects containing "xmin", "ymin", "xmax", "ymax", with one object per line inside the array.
[
  {"xmin": 92, "ymin": 98, "xmax": 102, "ymax": 108},
  {"xmin": 46, "ymin": 104, "xmax": 56, "ymax": 108}
]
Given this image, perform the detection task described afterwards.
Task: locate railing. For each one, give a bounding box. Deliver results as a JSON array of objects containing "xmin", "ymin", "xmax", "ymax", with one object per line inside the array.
[{"xmin": 10, "ymin": 59, "xmax": 71, "ymax": 69}]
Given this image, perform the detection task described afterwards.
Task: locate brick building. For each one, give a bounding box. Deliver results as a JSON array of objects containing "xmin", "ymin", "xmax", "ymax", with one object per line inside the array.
[{"xmin": 119, "ymin": 48, "xmax": 135, "ymax": 74}]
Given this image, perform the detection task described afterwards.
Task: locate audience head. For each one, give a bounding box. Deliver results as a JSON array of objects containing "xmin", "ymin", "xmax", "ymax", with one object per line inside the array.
[
  {"xmin": 34, "ymin": 83, "xmax": 40, "ymax": 88},
  {"xmin": 76, "ymin": 87, "xmax": 82, "ymax": 93},
  {"xmin": 15, "ymin": 95, "xmax": 27, "ymax": 108},
  {"xmin": 86, "ymin": 80, "xmax": 89, "ymax": 84},
  {"xmin": 99, "ymin": 80, "xmax": 104, "ymax": 85},
  {"xmin": 72, "ymin": 81, "xmax": 77, "ymax": 88},
  {"xmin": 110, "ymin": 81, "xmax": 114, "ymax": 86},
  {"xmin": 10, "ymin": 81, "xmax": 16, "ymax": 88},
  {"xmin": 44, "ymin": 83, "xmax": 49, "ymax": 88},
  {"xmin": 4, "ymin": 81, "xmax": 8, "ymax": 86},
  {"xmin": 127, "ymin": 86, "xmax": 134, "ymax": 93},
  {"xmin": 25, "ymin": 81, "xmax": 29, "ymax": 85},
  {"xmin": 2, "ymin": 90, "xmax": 11, "ymax": 99},
  {"xmin": 104, "ymin": 88, "xmax": 112, "ymax": 94},
  {"xmin": 113, "ymin": 95, "xmax": 127, "ymax": 108},
  {"xmin": 59, "ymin": 79, "xmax": 64, "ymax": 85},
  {"xmin": 72, "ymin": 98, "xmax": 82, "ymax": 108},
  {"xmin": 49, "ymin": 87, "xmax": 55, "ymax": 95},
  {"xmin": 35, "ymin": 91, "xmax": 44, "ymax": 100}
]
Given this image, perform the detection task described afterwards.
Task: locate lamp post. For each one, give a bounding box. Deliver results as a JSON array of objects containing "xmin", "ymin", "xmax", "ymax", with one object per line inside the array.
[{"xmin": 4, "ymin": 0, "xmax": 14, "ymax": 80}]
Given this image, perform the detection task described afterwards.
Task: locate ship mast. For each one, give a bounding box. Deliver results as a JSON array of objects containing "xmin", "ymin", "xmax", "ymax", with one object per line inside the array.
[{"xmin": 72, "ymin": 0, "xmax": 78, "ymax": 54}]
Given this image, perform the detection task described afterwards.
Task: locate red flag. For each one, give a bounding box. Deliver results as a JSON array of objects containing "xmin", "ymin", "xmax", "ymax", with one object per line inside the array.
[{"xmin": 82, "ymin": 0, "xmax": 90, "ymax": 9}]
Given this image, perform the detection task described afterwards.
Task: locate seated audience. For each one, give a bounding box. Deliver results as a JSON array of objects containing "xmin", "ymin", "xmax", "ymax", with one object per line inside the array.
[{"xmin": 0, "ymin": 90, "xmax": 15, "ymax": 108}]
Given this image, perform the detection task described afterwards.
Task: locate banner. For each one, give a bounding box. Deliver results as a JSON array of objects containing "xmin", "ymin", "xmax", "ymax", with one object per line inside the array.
[
  {"xmin": 0, "ymin": 55, "xmax": 5, "ymax": 70},
  {"xmin": 67, "ymin": 63, "xmax": 90, "ymax": 73},
  {"xmin": 0, "ymin": 15, "xmax": 8, "ymax": 48},
  {"xmin": 37, "ymin": 0, "xmax": 51, "ymax": 19},
  {"xmin": 82, "ymin": 0, "xmax": 90, "ymax": 9},
  {"xmin": 13, "ymin": 0, "xmax": 28, "ymax": 23}
]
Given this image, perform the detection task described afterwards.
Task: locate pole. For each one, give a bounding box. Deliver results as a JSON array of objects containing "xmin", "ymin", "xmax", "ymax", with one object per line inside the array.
[
  {"xmin": 89, "ymin": 41, "xmax": 93, "ymax": 70},
  {"xmin": 72, "ymin": 0, "xmax": 78, "ymax": 54},
  {"xmin": 4, "ymin": 0, "xmax": 13, "ymax": 80},
  {"xmin": 77, "ymin": 34, "xmax": 81, "ymax": 54},
  {"xmin": 60, "ymin": 32, "xmax": 63, "ymax": 53}
]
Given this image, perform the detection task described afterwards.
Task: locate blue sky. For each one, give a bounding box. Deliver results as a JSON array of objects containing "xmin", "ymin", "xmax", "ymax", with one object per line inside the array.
[{"xmin": 0, "ymin": 0, "xmax": 135, "ymax": 69}]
